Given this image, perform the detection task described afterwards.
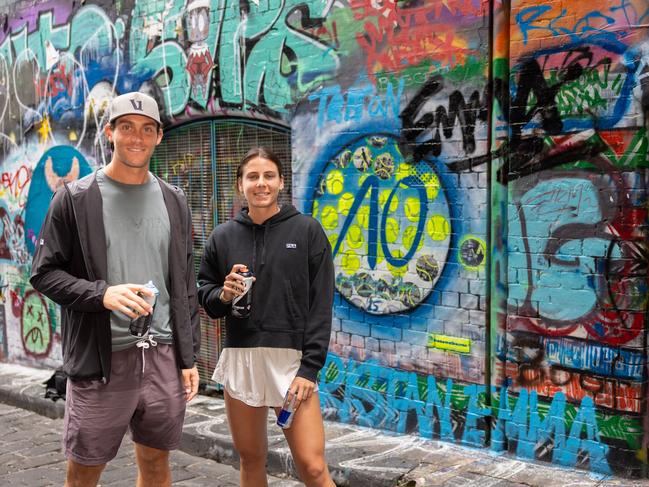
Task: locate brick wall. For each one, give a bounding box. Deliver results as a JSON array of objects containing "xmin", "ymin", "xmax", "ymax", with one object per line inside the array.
[{"xmin": 0, "ymin": 0, "xmax": 646, "ymax": 477}]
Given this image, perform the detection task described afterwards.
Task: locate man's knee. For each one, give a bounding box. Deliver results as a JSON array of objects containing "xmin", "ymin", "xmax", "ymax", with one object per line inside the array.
[
  {"xmin": 65, "ymin": 459, "xmax": 106, "ymax": 487},
  {"xmin": 135, "ymin": 442, "xmax": 170, "ymax": 471}
]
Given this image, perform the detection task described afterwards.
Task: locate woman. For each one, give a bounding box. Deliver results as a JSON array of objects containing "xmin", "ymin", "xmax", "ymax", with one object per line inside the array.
[{"xmin": 197, "ymin": 147, "xmax": 336, "ymax": 487}]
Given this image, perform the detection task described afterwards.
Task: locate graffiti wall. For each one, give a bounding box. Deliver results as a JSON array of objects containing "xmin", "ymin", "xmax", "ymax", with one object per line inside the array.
[{"xmin": 0, "ymin": 0, "xmax": 646, "ymax": 477}]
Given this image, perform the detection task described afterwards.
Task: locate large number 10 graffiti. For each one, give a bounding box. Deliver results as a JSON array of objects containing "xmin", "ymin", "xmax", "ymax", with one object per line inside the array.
[{"xmin": 313, "ymin": 135, "xmax": 452, "ymax": 315}]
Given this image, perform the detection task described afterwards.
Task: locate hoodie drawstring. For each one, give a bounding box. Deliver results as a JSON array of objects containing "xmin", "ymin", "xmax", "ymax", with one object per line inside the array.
[
  {"xmin": 136, "ymin": 334, "xmax": 157, "ymax": 373},
  {"xmin": 251, "ymin": 226, "xmax": 257, "ymax": 273},
  {"xmin": 260, "ymin": 220, "xmax": 271, "ymax": 268}
]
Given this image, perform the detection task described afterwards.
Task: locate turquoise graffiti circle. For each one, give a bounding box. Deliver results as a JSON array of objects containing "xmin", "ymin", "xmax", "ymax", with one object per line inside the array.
[{"xmin": 313, "ymin": 135, "xmax": 451, "ymax": 314}]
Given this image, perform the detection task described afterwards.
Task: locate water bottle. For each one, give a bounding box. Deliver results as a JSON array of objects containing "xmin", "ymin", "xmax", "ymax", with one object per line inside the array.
[
  {"xmin": 277, "ymin": 391, "xmax": 297, "ymax": 429},
  {"xmin": 129, "ymin": 281, "xmax": 159, "ymax": 337},
  {"xmin": 231, "ymin": 269, "xmax": 254, "ymax": 318}
]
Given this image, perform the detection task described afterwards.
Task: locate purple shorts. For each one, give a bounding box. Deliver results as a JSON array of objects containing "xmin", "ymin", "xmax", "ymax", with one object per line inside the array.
[{"xmin": 63, "ymin": 343, "xmax": 186, "ymax": 466}]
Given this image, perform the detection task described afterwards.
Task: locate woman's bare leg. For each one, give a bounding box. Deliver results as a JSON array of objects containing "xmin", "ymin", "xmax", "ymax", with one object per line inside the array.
[
  {"xmin": 279, "ymin": 392, "xmax": 335, "ymax": 487},
  {"xmin": 225, "ymin": 390, "xmax": 270, "ymax": 487}
]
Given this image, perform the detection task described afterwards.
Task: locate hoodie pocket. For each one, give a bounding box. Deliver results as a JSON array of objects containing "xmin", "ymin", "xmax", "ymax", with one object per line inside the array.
[
  {"xmin": 260, "ymin": 279, "xmax": 302, "ymax": 331},
  {"xmin": 284, "ymin": 279, "xmax": 301, "ymax": 322}
]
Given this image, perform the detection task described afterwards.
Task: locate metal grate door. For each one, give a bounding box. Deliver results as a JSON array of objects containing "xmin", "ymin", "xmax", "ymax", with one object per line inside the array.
[{"xmin": 152, "ymin": 119, "xmax": 290, "ymax": 385}]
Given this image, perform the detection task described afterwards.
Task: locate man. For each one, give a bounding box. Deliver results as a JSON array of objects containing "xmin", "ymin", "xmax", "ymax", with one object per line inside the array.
[{"xmin": 30, "ymin": 92, "xmax": 200, "ymax": 487}]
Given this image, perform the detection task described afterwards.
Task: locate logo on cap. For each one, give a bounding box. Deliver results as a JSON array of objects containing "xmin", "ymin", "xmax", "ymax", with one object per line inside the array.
[{"xmin": 130, "ymin": 99, "xmax": 143, "ymax": 111}]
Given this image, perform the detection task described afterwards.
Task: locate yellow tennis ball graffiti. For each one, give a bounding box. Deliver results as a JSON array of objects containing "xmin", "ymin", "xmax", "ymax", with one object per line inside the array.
[
  {"xmin": 379, "ymin": 189, "xmax": 399, "ymax": 212},
  {"xmin": 384, "ymin": 217, "xmax": 399, "ymax": 244},
  {"xmin": 420, "ymin": 172, "xmax": 440, "ymax": 200},
  {"xmin": 341, "ymin": 249, "xmax": 361, "ymax": 275},
  {"xmin": 327, "ymin": 232, "xmax": 339, "ymax": 250},
  {"xmin": 312, "ymin": 136, "xmax": 451, "ymax": 314},
  {"xmin": 338, "ymin": 192, "xmax": 354, "ymax": 215},
  {"xmin": 346, "ymin": 224, "xmax": 364, "ymax": 249},
  {"xmin": 356, "ymin": 205, "xmax": 370, "ymax": 229},
  {"xmin": 387, "ymin": 249, "xmax": 408, "ymax": 278},
  {"xmin": 427, "ymin": 215, "xmax": 450, "ymax": 241},
  {"xmin": 402, "ymin": 225, "xmax": 425, "ymax": 252},
  {"xmin": 404, "ymin": 196, "xmax": 420, "ymax": 221},
  {"xmin": 320, "ymin": 205, "xmax": 339, "ymax": 230},
  {"xmin": 326, "ymin": 170, "xmax": 344, "ymax": 195}
]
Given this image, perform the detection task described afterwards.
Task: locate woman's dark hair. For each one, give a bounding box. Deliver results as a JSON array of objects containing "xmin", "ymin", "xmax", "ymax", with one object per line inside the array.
[{"xmin": 237, "ymin": 147, "xmax": 284, "ymax": 180}]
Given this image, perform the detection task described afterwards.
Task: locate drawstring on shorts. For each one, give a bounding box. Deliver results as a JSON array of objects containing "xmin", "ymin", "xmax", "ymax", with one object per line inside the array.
[{"xmin": 135, "ymin": 334, "xmax": 157, "ymax": 373}]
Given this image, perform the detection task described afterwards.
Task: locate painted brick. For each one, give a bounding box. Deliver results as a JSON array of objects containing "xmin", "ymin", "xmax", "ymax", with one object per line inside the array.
[
  {"xmin": 331, "ymin": 317, "xmax": 342, "ymax": 332},
  {"xmin": 334, "ymin": 305, "xmax": 349, "ymax": 320},
  {"xmin": 350, "ymin": 334, "xmax": 365, "ymax": 349},
  {"xmin": 469, "ymin": 310, "xmax": 486, "ymax": 327},
  {"xmin": 379, "ymin": 339, "xmax": 396, "ymax": 354},
  {"xmin": 441, "ymin": 292, "xmax": 459, "ymax": 307},
  {"xmin": 409, "ymin": 315, "xmax": 428, "ymax": 331},
  {"xmin": 336, "ymin": 331, "xmax": 351, "ymax": 346},
  {"xmin": 460, "ymin": 293, "xmax": 479, "ymax": 310},
  {"xmin": 402, "ymin": 329, "xmax": 428, "ymax": 345},
  {"xmin": 341, "ymin": 320, "xmax": 370, "ymax": 337},
  {"xmin": 365, "ymin": 336, "xmax": 380, "ymax": 352},
  {"xmin": 371, "ymin": 324, "xmax": 402, "ymax": 341}
]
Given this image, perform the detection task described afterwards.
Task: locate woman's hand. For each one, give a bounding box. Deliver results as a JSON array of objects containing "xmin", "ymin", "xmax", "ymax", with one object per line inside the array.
[
  {"xmin": 221, "ymin": 264, "xmax": 255, "ymax": 302},
  {"xmin": 287, "ymin": 376, "xmax": 316, "ymax": 411}
]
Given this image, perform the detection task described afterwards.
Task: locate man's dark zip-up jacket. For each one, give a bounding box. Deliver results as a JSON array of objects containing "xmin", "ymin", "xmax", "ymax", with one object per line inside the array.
[
  {"xmin": 197, "ymin": 205, "xmax": 334, "ymax": 383},
  {"xmin": 30, "ymin": 172, "xmax": 200, "ymax": 382}
]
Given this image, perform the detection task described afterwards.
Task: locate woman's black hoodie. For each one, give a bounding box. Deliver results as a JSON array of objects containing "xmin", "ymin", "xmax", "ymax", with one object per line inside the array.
[{"xmin": 197, "ymin": 205, "xmax": 334, "ymax": 382}]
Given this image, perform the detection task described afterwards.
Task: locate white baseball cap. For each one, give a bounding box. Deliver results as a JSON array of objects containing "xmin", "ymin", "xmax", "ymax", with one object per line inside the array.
[{"xmin": 108, "ymin": 92, "xmax": 161, "ymax": 124}]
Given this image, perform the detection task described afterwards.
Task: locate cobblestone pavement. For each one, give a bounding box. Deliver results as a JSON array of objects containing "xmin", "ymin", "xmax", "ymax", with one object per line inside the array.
[{"xmin": 0, "ymin": 403, "xmax": 303, "ymax": 486}]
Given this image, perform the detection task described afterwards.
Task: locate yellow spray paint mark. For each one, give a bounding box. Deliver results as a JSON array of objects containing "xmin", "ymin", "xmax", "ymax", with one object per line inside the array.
[{"xmin": 427, "ymin": 334, "xmax": 471, "ymax": 354}]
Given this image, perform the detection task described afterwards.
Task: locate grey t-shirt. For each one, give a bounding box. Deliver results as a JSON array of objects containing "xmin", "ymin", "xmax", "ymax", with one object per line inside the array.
[{"xmin": 96, "ymin": 169, "xmax": 173, "ymax": 351}]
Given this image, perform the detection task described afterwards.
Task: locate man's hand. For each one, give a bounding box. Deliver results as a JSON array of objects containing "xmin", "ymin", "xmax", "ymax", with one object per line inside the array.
[
  {"xmin": 287, "ymin": 376, "xmax": 316, "ymax": 411},
  {"xmin": 182, "ymin": 366, "xmax": 199, "ymax": 402},
  {"xmin": 103, "ymin": 284, "xmax": 153, "ymax": 319}
]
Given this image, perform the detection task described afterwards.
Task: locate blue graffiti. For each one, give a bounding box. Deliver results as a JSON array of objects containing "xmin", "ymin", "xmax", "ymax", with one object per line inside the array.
[
  {"xmin": 516, "ymin": 6, "xmax": 618, "ymax": 45},
  {"xmin": 309, "ymin": 79, "xmax": 405, "ymax": 128},
  {"xmin": 497, "ymin": 334, "xmax": 645, "ymax": 381},
  {"xmin": 320, "ymin": 352, "xmax": 612, "ymax": 473},
  {"xmin": 493, "ymin": 386, "xmax": 610, "ymax": 473},
  {"xmin": 332, "ymin": 175, "xmax": 428, "ymax": 268},
  {"xmin": 24, "ymin": 145, "xmax": 93, "ymax": 254},
  {"xmin": 507, "ymin": 177, "xmax": 619, "ymax": 322}
]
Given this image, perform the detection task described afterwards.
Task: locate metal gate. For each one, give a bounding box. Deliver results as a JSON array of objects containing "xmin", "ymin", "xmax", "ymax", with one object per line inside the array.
[{"xmin": 151, "ymin": 120, "xmax": 291, "ymax": 386}]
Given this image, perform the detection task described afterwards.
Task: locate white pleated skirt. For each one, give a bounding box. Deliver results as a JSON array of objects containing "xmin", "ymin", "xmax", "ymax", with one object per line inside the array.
[{"xmin": 212, "ymin": 347, "xmax": 305, "ymax": 408}]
